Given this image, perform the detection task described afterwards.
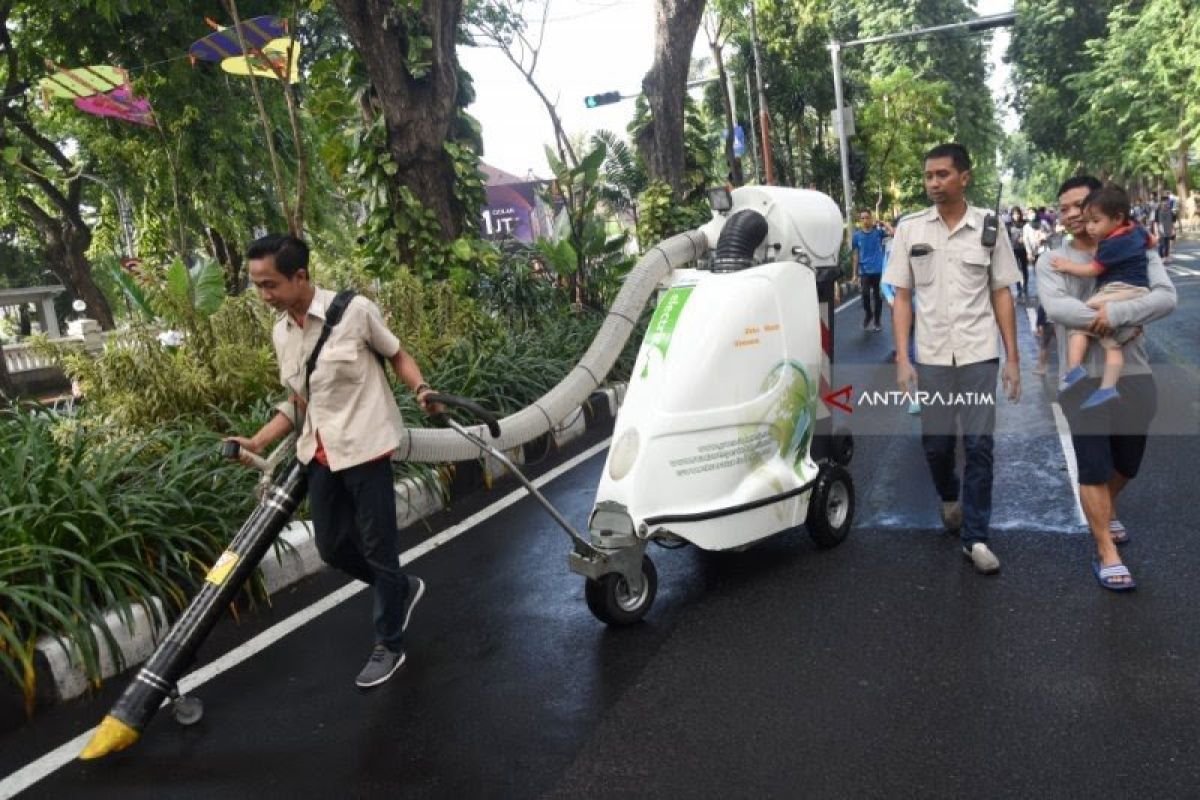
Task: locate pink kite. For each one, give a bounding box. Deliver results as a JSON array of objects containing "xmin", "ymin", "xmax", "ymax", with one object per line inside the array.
[
  {"xmin": 38, "ymin": 65, "xmax": 156, "ymax": 127},
  {"xmin": 73, "ymin": 86, "xmax": 155, "ymax": 127}
]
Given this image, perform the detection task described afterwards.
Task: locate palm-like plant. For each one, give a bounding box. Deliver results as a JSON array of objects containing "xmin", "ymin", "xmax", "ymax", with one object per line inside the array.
[{"xmin": 591, "ymin": 129, "xmax": 648, "ymax": 228}]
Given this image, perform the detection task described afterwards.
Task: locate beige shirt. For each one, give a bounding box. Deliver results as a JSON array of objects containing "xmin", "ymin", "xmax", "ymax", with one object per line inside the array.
[
  {"xmin": 883, "ymin": 204, "xmax": 1021, "ymax": 366},
  {"xmin": 272, "ymin": 287, "xmax": 404, "ymax": 471}
]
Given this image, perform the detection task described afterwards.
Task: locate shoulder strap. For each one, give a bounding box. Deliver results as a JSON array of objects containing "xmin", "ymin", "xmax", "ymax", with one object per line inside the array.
[
  {"xmin": 295, "ymin": 290, "xmax": 357, "ymax": 440},
  {"xmin": 305, "ymin": 290, "xmax": 356, "ymax": 382}
]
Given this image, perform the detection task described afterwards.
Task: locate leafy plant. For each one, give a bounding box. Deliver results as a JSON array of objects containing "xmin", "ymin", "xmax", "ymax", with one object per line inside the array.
[{"xmin": 0, "ymin": 407, "xmax": 261, "ymax": 712}]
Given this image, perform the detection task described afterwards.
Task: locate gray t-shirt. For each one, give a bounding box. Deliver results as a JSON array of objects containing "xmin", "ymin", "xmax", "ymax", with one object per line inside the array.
[
  {"xmin": 1035, "ymin": 240, "xmax": 1176, "ymax": 379},
  {"xmin": 1155, "ymin": 203, "xmax": 1175, "ymax": 237}
]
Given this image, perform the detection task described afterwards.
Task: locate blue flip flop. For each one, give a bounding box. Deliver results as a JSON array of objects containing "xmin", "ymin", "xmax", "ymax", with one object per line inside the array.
[
  {"xmin": 1110, "ymin": 519, "xmax": 1129, "ymax": 546},
  {"xmin": 1093, "ymin": 560, "xmax": 1137, "ymax": 592}
]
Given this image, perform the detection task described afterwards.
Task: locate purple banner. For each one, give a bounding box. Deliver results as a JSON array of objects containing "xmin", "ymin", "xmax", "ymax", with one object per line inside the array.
[{"xmin": 480, "ymin": 182, "xmax": 552, "ymax": 242}]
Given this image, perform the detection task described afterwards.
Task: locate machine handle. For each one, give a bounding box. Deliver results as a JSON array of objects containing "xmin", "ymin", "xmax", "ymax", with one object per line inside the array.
[
  {"xmin": 427, "ymin": 393, "xmax": 502, "ymax": 439},
  {"xmin": 219, "ymin": 440, "xmax": 270, "ymax": 472}
]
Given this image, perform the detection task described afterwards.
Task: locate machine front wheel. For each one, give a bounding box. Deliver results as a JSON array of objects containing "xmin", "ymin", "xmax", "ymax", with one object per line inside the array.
[
  {"xmin": 172, "ymin": 694, "xmax": 204, "ymax": 726},
  {"xmin": 806, "ymin": 463, "xmax": 855, "ymax": 548},
  {"xmin": 584, "ymin": 556, "xmax": 658, "ymax": 626}
]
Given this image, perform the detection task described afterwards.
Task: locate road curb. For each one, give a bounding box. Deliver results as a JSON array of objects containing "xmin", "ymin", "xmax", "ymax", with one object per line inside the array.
[{"xmin": 33, "ymin": 383, "xmax": 626, "ymax": 705}]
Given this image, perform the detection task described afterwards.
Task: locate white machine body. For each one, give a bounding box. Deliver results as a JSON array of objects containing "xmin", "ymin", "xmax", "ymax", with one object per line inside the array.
[{"xmin": 593, "ymin": 188, "xmax": 842, "ymax": 551}]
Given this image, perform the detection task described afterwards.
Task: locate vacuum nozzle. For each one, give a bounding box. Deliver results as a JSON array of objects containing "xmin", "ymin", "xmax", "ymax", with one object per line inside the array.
[{"xmin": 79, "ymin": 715, "xmax": 140, "ymax": 760}]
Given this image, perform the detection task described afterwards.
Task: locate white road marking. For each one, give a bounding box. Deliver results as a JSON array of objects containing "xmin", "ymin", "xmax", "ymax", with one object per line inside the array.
[
  {"xmin": 1050, "ymin": 401, "xmax": 1087, "ymax": 525},
  {"xmin": 1, "ymin": 438, "xmax": 612, "ymax": 798},
  {"xmin": 835, "ymin": 295, "xmax": 859, "ymax": 314},
  {"xmin": 1025, "ymin": 304, "xmax": 1085, "ymax": 525}
]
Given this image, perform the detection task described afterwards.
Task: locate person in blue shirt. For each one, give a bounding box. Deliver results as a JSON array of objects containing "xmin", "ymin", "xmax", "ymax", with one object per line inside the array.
[{"xmin": 852, "ymin": 209, "xmax": 893, "ymax": 331}]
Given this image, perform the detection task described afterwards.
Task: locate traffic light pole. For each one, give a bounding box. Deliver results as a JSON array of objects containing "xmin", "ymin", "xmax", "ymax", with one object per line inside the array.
[
  {"xmin": 829, "ymin": 40, "xmax": 854, "ymax": 246},
  {"xmin": 826, "ymin": 11, "xmax": 1017, "ymax": 243}
]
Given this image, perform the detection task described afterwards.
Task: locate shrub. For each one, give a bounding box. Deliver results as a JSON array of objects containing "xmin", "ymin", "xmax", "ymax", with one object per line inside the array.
[{"xmin": 0, "ymin": 407, "xmax": 261, "ymax": 712}]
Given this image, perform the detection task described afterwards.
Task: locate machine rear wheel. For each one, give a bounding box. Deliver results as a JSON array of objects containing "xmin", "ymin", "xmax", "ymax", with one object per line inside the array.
[
  {"xmin": 584, "ymin": 556, "xmax": 658, "ymax": 626},
  {"xmin": 806, "ymin": 463, "xmax": 855, "ymax": 548}
]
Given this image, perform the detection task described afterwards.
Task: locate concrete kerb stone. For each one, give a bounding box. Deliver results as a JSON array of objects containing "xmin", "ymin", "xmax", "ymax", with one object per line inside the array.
[
  {"xmin": 33, "ymin": 382, "xmax": 629, "ymax": 706},
  {"xmin": 34, "ymin": 598, "xmax": 167, "ymax": 704}
]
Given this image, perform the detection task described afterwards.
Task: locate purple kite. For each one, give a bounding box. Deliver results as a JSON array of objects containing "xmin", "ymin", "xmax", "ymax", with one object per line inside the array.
[{"xmin": 189, "ymin": 15, "xmax": 288, "ymax": 63}]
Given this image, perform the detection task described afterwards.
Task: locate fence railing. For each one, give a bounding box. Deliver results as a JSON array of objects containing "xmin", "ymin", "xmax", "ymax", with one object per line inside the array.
[{"xmin": 3, "ymin": 324, "xmax": 120, "ymax": 374}]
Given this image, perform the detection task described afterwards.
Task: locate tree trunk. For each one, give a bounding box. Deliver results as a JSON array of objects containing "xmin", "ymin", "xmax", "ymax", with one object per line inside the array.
[
  {"xmin": 708, "ymin": 35, "xmax": 743, "ymax": 186},
  {"xmin": 334, "ymin": 0, "xmax": 466, "ymax": 246},
  {"xmin": 17, "ymin": 197, "xmax": 115, "ymax": 330},
  {"xmin": 637, "ymin": 0, "xmax": 707, "ymax": 196},
  {"xmin": 782, "ymin": 120, "xmax": 794, "ymax": 187},
  {"xmin": 206, "ymin": 226, "xmax": 244, "ymax": 294},
  {"xmin": 55, "ymin": 225, "xmax": 114, "ymax": 331},
  {"xmin": 1175, "ymin": 140, "xmax": 1190, "ymax": 199}
]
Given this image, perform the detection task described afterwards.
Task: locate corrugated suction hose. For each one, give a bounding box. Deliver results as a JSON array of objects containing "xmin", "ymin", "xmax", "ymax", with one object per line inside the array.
[
  {"xmin": 395, "ymin": 229, "xmax": 710, "ymax": 463},
  {"xmin": 712, "ymin": 209, "xmax": 768, "ymax": 272}
]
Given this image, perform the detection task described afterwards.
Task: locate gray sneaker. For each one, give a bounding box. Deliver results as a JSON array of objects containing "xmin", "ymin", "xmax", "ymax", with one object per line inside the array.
[
  {"xmin": 402, "ymin": 576, "xmax": 426, "ymax": 632},
  {"xmin": 355, "ymin": 644, "xmax": 406, "ymax": 688},
  {"xmin": 940, "ymin": 501, "xmax": 963, "ymax": 533},
  {"xmin": 962, "ymin": 542, "xmax": 1000, "ymax": 575}
]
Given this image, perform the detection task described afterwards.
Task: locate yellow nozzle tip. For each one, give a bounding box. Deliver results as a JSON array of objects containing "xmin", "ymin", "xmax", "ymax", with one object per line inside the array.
[{"xmin": 79, "ymin": 716, "xmax": 140, "ymax": 760}]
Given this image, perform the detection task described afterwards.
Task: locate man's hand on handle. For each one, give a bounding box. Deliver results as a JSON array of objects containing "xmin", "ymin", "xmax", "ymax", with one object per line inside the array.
[
  {"xmin": 416, "ymin": 385, "xmax": 444, "ymax": 416},
  {"xmin": 222, "ymin": 436, "xmax": 264, "ymax": 469}
]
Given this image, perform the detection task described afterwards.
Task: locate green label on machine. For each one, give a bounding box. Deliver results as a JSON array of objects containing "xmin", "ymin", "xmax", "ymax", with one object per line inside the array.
[{"xmin": 640, "ymin": 285, "xmax": 694, "ymax": 379}]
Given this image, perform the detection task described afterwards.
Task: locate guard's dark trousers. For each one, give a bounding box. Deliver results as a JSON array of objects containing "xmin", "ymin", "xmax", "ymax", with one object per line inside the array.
[{"xmin": 916, "ymin": 359, "xmax": 999, "ymax": 545}]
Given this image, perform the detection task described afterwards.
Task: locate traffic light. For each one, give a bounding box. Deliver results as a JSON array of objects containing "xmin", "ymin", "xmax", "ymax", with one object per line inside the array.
[{"xmin": 584, "ymin": 91, "xmax": 622, "ymax": 108}]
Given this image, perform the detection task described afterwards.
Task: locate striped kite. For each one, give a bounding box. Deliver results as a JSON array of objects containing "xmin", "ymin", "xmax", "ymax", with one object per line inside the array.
[
  {"xmin": 190, "ymin": 15, "xmax": 299, "ymax": 83},
  {"xmin": 37, "ymin": 65, "xmax": 155, "ymax": 127}
]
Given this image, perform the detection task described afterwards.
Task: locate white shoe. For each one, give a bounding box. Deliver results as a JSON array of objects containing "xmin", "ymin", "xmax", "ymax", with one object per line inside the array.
[{"xmin": 962, "ymin": 542, "xmax": 1000, "ymax": 575}]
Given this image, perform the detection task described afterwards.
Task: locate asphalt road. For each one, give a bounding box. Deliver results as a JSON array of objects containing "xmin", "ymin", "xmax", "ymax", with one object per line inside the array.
[{"xmin": 4, "ymin": 241, "xmax": 1200, "ymax": 799}]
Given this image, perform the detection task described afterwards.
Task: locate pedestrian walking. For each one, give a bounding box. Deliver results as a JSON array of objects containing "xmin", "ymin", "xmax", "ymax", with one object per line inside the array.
[
  {"xmin": 1153, "ymin": 196, "xmax": 1175, "ymax": 260},
  {"xmin": 1032, "ymin": 302, "xmax": 1053, "ymax": 377},
  {"xmin": 852, "ymin": 209, "xmax": 892, "ymax": 331},
  {"xmin": 1007, "ymin": 206, "xmax": 1030, "ymax": 301},
  {"xmin": 883, "ymin": 143, "xmax": 1023, "ymax": 575},
  {"xmin": 1036, "ymin": 176, "xmax": 1176, "ymax": 592},
  {"xmin": 228, "ymin": 234, "xmax": 439, "ymax": 686}
]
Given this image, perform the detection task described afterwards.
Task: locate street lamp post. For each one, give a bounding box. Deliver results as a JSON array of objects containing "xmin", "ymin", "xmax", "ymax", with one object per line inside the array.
[{"xmin": 827, "ymin": 11, "xmax": 1017, "ymax": 241}]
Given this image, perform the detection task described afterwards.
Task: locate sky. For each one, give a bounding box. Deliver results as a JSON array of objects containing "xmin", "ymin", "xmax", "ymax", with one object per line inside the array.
[{"xmin": 459, "ymin": 0, "xmax": 1017, "ymax": 180}]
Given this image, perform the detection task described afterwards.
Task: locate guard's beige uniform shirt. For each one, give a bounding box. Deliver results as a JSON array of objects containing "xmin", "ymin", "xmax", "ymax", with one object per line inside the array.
[
  {"xmin": 882, "ymin": 205, "xmax": 1021, "ymax": 366},
  {"xmin": 272, "ymin": 287, "xmax": 404, "ymax": 471}
]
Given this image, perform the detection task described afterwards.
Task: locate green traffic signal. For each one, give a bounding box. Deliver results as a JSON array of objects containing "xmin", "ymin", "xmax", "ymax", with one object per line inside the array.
[{"xmin": 584, "ymin": 91, "xmax": 622, "ymax": 108}]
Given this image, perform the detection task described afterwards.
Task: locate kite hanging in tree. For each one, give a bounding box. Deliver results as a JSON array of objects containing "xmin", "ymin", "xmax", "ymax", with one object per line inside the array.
[
  {"xmin": 220, "ymin": 37, "xmax": 301, "ymax": 83},
  {"xmin": 38, "ymin": 64, "xmax": 156, "ymax": 127},
  {"xmin": 189, "ymin": 15, "xmax": 299, "ymax": 83}
]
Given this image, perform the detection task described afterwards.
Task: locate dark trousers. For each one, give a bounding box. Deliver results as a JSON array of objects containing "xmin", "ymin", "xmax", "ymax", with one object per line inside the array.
[
  {"xmin": 308, "ymin": 457, "xmax": 409, "ymax": 651},
  {"xmin": 1157, "ymin": 235, "xmax": 1171, "ymax": 259},
  {"xmin": 1013, "ymin": 246, "xmax": 1028, "ymax": 295},
  {"xmin": 916, "ymin": 360, "xmax": 999, "ymax": 545},
  {"xmin": 861, "ymin": 274, "xmax": 882, "ymax": 325}
]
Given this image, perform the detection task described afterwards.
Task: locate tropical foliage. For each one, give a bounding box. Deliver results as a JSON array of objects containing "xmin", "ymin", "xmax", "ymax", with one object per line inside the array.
[{"xmin": 1008, "ymin": 0, "xmax": 1197, "ymax": 200}]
